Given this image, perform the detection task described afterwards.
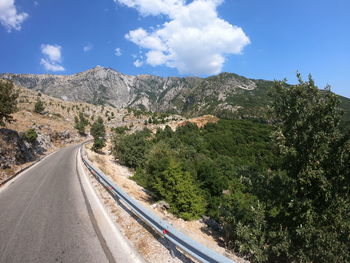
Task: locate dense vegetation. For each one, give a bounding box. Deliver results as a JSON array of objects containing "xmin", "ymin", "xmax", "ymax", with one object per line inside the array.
[
  {"xmin": 0, "ymin": 79, "xmax": 18, "ymax": 126},
  {"xmin": 111, "ymin": 75, "xmax": 350, "ymax": 262},
  {"xmin": 112, "ymin": 120, "xmax": 276, "ymax": 221}
]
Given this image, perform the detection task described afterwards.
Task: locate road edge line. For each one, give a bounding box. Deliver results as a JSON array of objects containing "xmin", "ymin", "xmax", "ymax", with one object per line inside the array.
[
  {"xmin": 0, "ymin": 149, "xmax": 57, "ymax": 191},
  {"xmin": 76, "ymin": 146, "xmax": 145, "ymax": 263}
]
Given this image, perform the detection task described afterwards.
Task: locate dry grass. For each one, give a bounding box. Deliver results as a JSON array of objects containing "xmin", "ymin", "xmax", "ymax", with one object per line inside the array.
[{"xmin": 10, "ymin": 87, "xmax": 128, "ymax": 135}]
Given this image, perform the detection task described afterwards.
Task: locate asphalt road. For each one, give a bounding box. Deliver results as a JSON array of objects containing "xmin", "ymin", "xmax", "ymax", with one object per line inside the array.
[{"xmin": 0, "ymin": 144, "xmax": 115, "ymax": 263}]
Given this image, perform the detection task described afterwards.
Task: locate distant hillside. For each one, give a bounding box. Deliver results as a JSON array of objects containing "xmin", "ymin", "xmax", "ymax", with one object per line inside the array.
[
  {"xmin": 1, "ymin": 66, "xmax": 349, "ymax": 123},
  {"xmin": 0, "ymin": 85, "xmax": 186, "ymax": 184}
]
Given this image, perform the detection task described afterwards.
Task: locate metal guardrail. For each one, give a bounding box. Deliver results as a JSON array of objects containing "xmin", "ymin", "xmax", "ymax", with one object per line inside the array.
[{"xmin": 80, "ymin": 146, "xmax": 236, "ymax": 263}]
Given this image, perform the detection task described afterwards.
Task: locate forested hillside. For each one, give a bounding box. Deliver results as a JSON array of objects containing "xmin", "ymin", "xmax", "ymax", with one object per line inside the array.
[{"xmin": 111, "ymin": 76, "xmax": 350, "ymax": 263}]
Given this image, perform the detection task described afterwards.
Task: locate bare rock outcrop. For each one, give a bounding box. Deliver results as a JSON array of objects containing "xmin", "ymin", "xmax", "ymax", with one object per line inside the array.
[
  {"xmin": 0, "ymin": 128, "xmax": 36, "ymax": 169},
  {"xmin": 0, "ymin": 66, "xmax": 267, "ymax": 118}
]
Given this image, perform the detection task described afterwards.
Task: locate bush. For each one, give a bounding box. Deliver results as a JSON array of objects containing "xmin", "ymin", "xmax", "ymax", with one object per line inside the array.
[
  {"xmin": 91, "ymin": 138, "xmax": 106, "ymax": 152},
  {"xmin": 34, "ymin": 99, "xmax": 45, "ymax": 114},
  {"xmin": 22, "ymin": 129, "xmax": 37, "ymax": 143}
]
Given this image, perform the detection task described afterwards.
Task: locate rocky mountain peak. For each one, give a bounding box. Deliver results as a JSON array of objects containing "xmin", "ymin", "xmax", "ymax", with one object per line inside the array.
[{"xmin": 0, "ymin": 67, "xmax": 274, "ymax": 119}]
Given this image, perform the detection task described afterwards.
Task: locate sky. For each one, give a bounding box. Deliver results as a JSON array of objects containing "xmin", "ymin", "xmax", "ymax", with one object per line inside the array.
[{"xmin": 0, "ymin": 0, "xmax": 349, "ymax": 98}]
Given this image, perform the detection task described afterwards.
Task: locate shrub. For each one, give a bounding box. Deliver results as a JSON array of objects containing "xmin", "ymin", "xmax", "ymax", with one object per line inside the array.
[
  {"xmin": 22, "ymin": 129, "xmax": 38, "ymax": 143},
  {"xmin": 91, "ymin": 138, "xmax": 106, "ymax": 152},
  {"xmin": 34, "ymin": 99, "xmax": 45, "ymax": 114}
]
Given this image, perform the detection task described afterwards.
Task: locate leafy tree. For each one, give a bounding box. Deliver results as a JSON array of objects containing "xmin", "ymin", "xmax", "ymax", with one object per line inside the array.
[
  {"xmin": 266, "ymin": 74, "xmax": 350, "ymax": 262},
  {"xmin": 221, "ymin": 188, "xmax": 267, "ymax": 263},
  {"xmin": 0, "ymin": 79, "xmax": 19, "ymax": 126},
  {"xmin": 74, "ymin": 112, "xmax": 88, "ymax": 135},
  {"xmin": 137, "ymin": 142, "xmax": 206, "ymax": 220},
  {"xmin": 90, "ymin": 116, "xmax": 105, "ymax": 138},
  {"xmin": 91, "ymin": 116, "xmax": 106, "ymax": 152},
  {"xmin": 154, "ymin": 159, "xmax": 206, "ymax": 220},
  {"xmin": 218, "ymin": 74, "xmax": 350, "ymax": 262},
  {"xmin": 111, "ymin": 128, "xmax": 151, "ymax": 168},
  {"xmin": 34, "ymin": 99, "xmax": 45, "ymax": 114}
]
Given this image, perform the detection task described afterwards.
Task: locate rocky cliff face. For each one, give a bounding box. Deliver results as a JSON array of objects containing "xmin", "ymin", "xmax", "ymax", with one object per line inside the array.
[
  {"xmin": 0, "ymin": 128, "xmax": 36, "ymax": 170},
  {"xmin": 0, "ymin": 66, "xmax": 272, "ymax": 118}
]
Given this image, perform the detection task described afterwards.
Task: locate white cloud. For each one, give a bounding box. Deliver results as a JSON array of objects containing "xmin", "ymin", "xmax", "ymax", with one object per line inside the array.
[
  {"xmin": 146, "ymin": 50, "xmax": 167, "ymax": 66},
  {"xmin": 133, "ymin": 59, "xmax": 143, "ymax": 67},
  {"xmin": 34, "ymin": 1, "xmax": 39, "ymax": 7},
  {"xmin": 40, "ymin": 44, "xmax": 65, "ymax": 72},
  {"xmin": 125, "ymin": 28, "xmax": 166, "ymax": 51},
  {"xmin": 40, "ymin": 59, "xmax": 65, "ymax": 72},
  {"xmin": 114, "ymin": 47, "xmax": 122, "ymax": 56},
  {"xmin": 0, "ymin": 0, "xmax": 28, "ymax": 32},
  {"xmin": 115, "ymin": 0, "xmax": 185, "ymax": 16},
  {"xmin": 41, "ymin": 44, "xmax": 62, "ymax": 62},
  {"xmin": 116, "ymin": 0, "xmax": 250, "ymax": 75},
  {"xmin": 83, "ymin": 43, "xmax": 93, "ymax": 52}
]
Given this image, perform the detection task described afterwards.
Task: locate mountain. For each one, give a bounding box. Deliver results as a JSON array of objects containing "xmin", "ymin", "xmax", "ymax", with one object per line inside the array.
[{"xmin": 1, "ymin": 66, "xmax": 349, "ymax": 122}]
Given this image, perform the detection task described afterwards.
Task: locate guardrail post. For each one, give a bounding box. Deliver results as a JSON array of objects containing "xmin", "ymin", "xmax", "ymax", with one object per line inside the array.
[{"xmin": 166, "ymin": 238, "xmax": 177, "ymax": 258}]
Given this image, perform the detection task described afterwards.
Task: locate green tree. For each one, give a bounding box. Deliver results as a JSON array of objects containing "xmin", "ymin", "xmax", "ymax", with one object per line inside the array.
[
  {"xmin": 221, "ymin": 188, "xmax": 267, "ymax": 263},
  {"xmin": 136, "ymin": 142, "xmax": 206, "ymax": 220},
  {"xmin": 0, "ymin": 80, "xmax": 19, "ymax": 126},
  {"xmin": 34, "ymin": 99, "xmax": 45, "ymax": 114},
  {"xmin": 155, "ymin": 160, "xmax": 206, "ymax": 220},
  {"xmin": 91, "ymin": 116, "xmax": 106, "ymax": 152},
  {"xmin": 268, "ymin": 74, "xmax": 350, "ymax": 262},
  {"xmin": 74, "ymin": 112, "xmax": 88, "ymax": 135},
  {"xmin": 219, "ymin": 74, "xmax": 350, "ymax": 262},
  {"xmin": 111, "ymin": 128, "xmax": 151, "ymax": 168}
]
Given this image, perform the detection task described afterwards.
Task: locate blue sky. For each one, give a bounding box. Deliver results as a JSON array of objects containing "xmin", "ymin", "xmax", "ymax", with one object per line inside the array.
[{"xmin": 0, "ymin": 0, "xmax": 349, "ymax": 98}]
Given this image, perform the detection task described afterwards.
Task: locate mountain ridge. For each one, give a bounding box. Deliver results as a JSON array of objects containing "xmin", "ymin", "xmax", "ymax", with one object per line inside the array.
[{"xmin": 1, "ymin": 66, "xmax": 349, "ymax": 122}]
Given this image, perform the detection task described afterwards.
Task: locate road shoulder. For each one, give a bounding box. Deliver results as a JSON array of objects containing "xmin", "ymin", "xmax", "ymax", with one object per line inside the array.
[{"xmin": 76, "ymin": 147, "xmax": 145, "ymax": 263}]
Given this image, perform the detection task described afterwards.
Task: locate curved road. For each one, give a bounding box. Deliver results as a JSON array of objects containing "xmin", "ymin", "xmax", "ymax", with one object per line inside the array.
[{"xmin": 0, "ymin": 144, "xmax": 117, "ymax": 263}]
